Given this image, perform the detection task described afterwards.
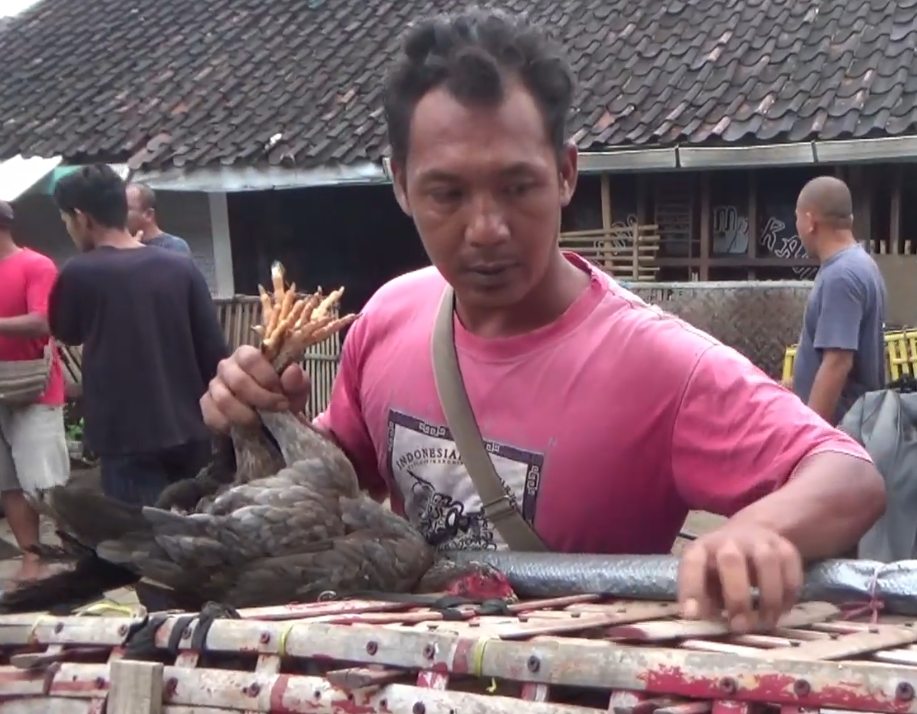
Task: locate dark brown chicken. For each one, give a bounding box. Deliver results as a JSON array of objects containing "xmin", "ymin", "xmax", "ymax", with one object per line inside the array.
[{"xmin": 0, "ymin": 265, "xmax": 453, "ymax": 615}]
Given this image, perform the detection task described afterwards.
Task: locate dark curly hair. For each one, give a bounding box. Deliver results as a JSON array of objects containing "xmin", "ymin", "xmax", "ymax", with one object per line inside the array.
[{"xmin": 383, "ymin": 7, "xmax": 576, "ymax": 166}]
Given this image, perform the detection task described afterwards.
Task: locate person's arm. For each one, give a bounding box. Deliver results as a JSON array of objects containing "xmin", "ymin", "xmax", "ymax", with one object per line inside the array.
[
  {"xmin": 312, "ymin": 317, "xmax": 387, "ymax": 500},
  {"xmin": 807, "ymin": 270, "xmax": 864, "ymax": 422},
  {"xmin": 187, "ymin": 269, "xmax": 231, "ymax": 385},
  {"xmin": 0, "ymin": 256, "xmax": 57, "ymax": 338},
  {"xmin": 47, "ymin": 260, "xmax": 88, "ymax": 346},
  {"xmin": 0, "ymin": 313, "xmax": 48, "ymax": 338},
  {"xmin": 673, "ymin": 345, "xmax": 885, "ymax": 559}
]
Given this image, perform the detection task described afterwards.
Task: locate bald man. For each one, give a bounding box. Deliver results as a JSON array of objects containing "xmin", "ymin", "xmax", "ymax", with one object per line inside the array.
[
  {"xmin": 125, "ymin": 183, "xmax": 192, "ymax": 255},
  {"xmin": 791, "ymin": 176, "xmax": 887, "ymax": 425}
]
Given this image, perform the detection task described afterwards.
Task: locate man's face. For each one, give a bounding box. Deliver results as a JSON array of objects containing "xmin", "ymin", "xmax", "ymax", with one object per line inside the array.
[
  {"xmin": 60, "ymin": 210, "xmax": 94, "ymax": 252},
  {"xmin": 392, "ymin": 83, "xmax": 577, "ymax": 311},
  {"xmin": 125, "ymin": 186, "xmax": 150, "ymax": 235}
]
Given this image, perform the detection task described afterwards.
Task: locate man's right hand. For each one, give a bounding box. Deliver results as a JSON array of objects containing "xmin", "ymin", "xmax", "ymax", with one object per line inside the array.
[{"xmin": 200, "ymin": 345, "xmax": 311, "ymax": 433}]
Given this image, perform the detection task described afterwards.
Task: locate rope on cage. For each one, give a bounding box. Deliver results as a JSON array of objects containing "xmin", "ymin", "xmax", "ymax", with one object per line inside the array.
[
  {"xmin": 277, "ymin": 622, "xmax": 296, "ymax": 658},
  {"xmin": 470, "ymin": 636, "xmax": 499, "ymax": 693},
  {"xmin": 74, "ymin": 599, "xmax": 145, "ymax": 618},
  {"xmin": 839, "ymin": 562, "xmax": 895, "ymax": 623},
  {"xmin": 26, "ymin": 615, "xmax": 50, "ymax": 645}
]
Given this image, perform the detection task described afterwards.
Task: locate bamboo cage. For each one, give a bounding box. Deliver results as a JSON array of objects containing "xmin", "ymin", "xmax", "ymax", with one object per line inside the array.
[
  {"xmin": 559, "ymin": 224, "xmax": 661, "ymax": 280},
  {"xmin": 0, "ymin": 596, "xmax": 914, "ymax": 714}
]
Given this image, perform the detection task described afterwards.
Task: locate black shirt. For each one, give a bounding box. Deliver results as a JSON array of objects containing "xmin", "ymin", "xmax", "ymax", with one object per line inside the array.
[{"xmin": 49, "ymin": 245, "xmax": 229, "ymax": 456}]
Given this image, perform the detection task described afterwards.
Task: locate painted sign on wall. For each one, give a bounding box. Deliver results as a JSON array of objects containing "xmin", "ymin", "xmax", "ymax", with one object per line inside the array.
[
  {"xmin": 708, "ymin": 202, "xmax": 816, "ymax": 279},
  {"xmin": 758, "ymin": 217, "xmax": 817, "ymax": 280},
  {"xmin": 712, "ymin": 205, "xmax": 749, "ymax": 255}
]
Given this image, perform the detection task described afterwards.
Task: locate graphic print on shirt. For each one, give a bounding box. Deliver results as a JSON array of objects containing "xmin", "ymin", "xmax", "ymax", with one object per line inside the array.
[{"xmin": 387, "ymin": 409, "xmax": 544, "ymax": 550}]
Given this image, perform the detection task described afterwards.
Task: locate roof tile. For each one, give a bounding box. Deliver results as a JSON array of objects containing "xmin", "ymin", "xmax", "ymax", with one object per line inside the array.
[{"xmin": 2, "ymin": 0, "xmax": 917, "ymax": 169}]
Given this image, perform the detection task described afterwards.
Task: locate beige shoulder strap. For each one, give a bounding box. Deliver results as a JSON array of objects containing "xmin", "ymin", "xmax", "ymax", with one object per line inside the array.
[{"xmin": 431, "ymin": 285, "xmax": 546, "ymax": 552}]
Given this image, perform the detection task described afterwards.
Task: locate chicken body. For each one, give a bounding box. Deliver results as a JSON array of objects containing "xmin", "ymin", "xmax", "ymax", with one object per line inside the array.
[
  {"xmin": 32, "ymin": 410, "xmax": 435, "ymax": 611},
  {"xmin": 5, "ymin": 409, "xmax": 511, "ymax": 615}
]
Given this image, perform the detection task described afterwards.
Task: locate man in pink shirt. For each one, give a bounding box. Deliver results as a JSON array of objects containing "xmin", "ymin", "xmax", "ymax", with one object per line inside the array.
[
  {"xmin": 200, "ymin": 10, "xmax": 885, "ymax": 631},
  {"xmin": 0, "ymin": 201, "xmax": 70, "ymax": 580}
]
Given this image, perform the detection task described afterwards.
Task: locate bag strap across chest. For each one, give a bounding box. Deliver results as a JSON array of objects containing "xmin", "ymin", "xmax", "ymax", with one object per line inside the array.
[{"xmin": 430, "ymin": 285, "xmax": 546, "ymax": 552}]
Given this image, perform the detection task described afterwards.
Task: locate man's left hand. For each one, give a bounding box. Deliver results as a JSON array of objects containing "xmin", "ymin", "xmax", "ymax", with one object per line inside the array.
[{"xmin": 677, "ymin": 524, "xmax": 804, "ymax": 632}]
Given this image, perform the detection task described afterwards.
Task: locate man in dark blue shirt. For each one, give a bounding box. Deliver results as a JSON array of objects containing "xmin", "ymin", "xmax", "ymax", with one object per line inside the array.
[
  {"xmin": 49, "ymin": 166, "xmax": 229, "ymax": 506},
  {"xmin": 126, "ymin": 182, "xmax": 193, "ymax": 255}
]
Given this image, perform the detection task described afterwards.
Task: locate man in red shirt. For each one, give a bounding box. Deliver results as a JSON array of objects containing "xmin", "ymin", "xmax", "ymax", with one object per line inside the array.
[
  {"xmin": 200, "ymin": 10, "xmax": 885, "ymax": 631},
  {"xmin": 0, "ymin": 201, "xmax": 69, "ymax": 580}
]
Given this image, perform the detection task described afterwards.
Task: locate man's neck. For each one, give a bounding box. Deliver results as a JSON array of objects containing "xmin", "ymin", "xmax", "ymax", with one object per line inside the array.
[
  {"xmin": 455, "ymin": 250, "xmax": 589, "ymax": 339},
  {"xmin": 817, "ymin": 232, "xmax": 858, "ymax": 262},
  {"xmin": 0, "ymin": 237, "xmax": 19, "ymax": 261},
  {"xmin": 140, "ymin": 224, "xmax": 163, "ymax": 242},
  {"xmin": 95, "ymin": 228, "xmax": 143, "ymax": 250}
]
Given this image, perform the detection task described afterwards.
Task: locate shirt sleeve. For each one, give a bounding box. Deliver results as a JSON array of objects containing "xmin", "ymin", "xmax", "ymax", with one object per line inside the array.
[
  {"xmin": 814, "ymin": 268, "xmax": 864, "ymax": 352},
  {"xmin": 313, "ymin": 319, "xmax": 386, "ymax": 499},
  {"xmin": 47, "ymin": 260, "xmax": 87, "ymax": 346},
  {"xmin": 672, "ymin": 344, "xmax": 873, "ymax": 516},
  {"xmin": 187, "ymin": 268, "xmax": 230, "ymax": 385},
  {"xmin": 173, "ymin": 237, "xmax": 192, "ymax": 255},
  {"xmin": 24, "ymin": 255, "xmax": 59, "ymax": 319}
]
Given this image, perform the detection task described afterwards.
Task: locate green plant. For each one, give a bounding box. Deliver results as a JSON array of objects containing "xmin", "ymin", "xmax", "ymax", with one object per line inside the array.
[{"xmin": 66, "ymin": 417, "xmax": 84, "ymax": 442}]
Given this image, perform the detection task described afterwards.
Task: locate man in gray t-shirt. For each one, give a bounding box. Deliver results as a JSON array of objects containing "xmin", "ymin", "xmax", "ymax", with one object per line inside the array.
[
  {"xmin": 791, "ymin": 176, "xmax": 887, "ymax": 425},
  {"xmin": 126, "ymin": 183, "xmax": 193, "ymax": 256}
]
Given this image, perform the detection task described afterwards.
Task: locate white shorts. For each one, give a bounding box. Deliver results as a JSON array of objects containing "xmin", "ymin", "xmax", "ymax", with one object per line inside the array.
[{"xmin": 0, "ymin": 403, "xmax": 70, "ymax": 495}]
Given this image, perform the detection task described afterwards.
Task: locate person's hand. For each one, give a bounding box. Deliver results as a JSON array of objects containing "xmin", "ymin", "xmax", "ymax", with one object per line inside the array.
[
  {"xmin": 677, "ymin": 523, "xmax": 803, "ymax": 632},
  {"xmin": 131, "ymin": 230, "xmax": 144, "ymax": 243},
  {"xmin": 200, "ymin": 345, "xmax": 311, "ymax": 432}
]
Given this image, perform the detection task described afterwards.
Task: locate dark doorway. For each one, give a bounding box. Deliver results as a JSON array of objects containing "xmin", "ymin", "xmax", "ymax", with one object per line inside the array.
[{"xmin": 228, "ymin": 184, "xmax": 429, "ymax": 314}]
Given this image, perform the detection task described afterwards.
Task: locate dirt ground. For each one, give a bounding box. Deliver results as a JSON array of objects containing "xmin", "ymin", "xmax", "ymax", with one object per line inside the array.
[{"xmin": 0, "ymin": 466, "xmax": 139, "ymax": 606}]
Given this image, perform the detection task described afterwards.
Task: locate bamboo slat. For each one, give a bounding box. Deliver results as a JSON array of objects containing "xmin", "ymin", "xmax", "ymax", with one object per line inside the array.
[
  {"xmin": 0, "ymin": 597, "xmax": 913, "ymax": 714},
  {"xmin": 560, "ymin": 224, "xmax": 661, "ymax": 280}
]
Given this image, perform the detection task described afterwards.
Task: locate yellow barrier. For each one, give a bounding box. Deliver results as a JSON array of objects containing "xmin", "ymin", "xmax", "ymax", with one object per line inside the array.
[{"xmin": 783, "ymin": 330, "xmax": 917, "ymax": 383}]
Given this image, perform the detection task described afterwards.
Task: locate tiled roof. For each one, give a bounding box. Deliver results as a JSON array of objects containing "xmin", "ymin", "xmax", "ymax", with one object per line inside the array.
[{"xmin": 2, "ymin": 0, "xmax": 917, "ymax": 170}]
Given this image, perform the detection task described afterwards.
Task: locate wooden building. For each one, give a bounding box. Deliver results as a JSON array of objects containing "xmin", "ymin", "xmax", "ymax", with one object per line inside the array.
[{"xmin": 2, "ymin": 0, "xmax": 916, "ymax": 324}]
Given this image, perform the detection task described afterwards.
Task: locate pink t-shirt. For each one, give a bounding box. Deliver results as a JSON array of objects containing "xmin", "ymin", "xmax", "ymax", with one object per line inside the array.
[
  {"xmin": 0, "ymin": 248, "xmax": 65, "ymax": 407},
  {"xmin": 317, "ymin": 253, "xmax": 871, "ymax": 554}
]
